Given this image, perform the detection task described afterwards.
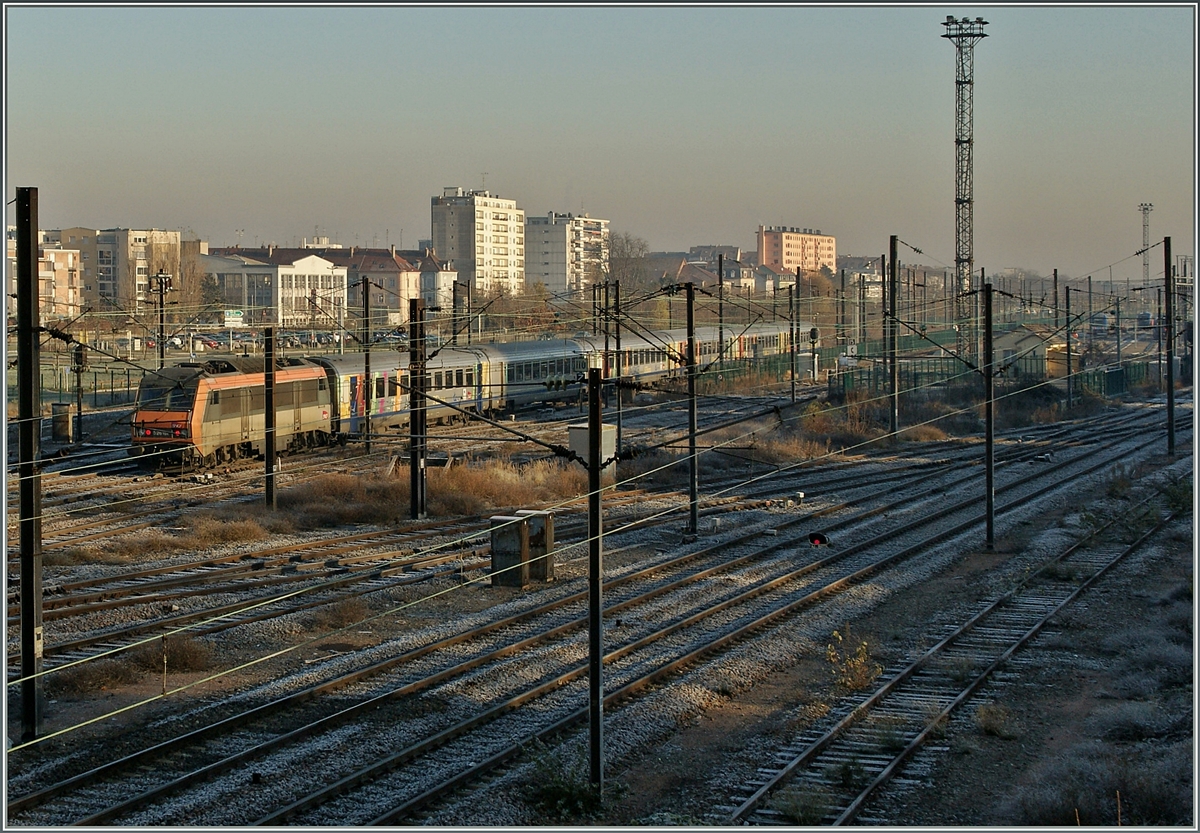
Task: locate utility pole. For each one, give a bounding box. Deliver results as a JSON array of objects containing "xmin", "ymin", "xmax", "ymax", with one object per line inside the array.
[
  {"xmin": 614, "ymin": 280, "xmax": 622, "ymax": 456},
  {"xmin": 686, "ymin": 282, "xmax": 699, "ymax": 535},
  {"xmin": 265, "ymin": 328, "xmax": 277, "ymax": 510},
  {"xmin": 1164, "ymin": 237, "xmax": 1175, "ymax": 456},
  {"xmin": 1115, "ymin": 296, "xmax": 1122, "ymax": 370},
  {"xmin": 17, "ymin": 185, "xmax": 43, "ymax": 741},
  {"xmin": 943, "ymin": 15, "xmax": 988, "ymax": 368},
  {"xmin": 362, "ymin": 277, "xmax": 372, "ymax": 453},
  {"xmin": 586, "ymin": 365, "xmax": 604, "ymax": 795},
  {"xmin": 1053, "ymin": 269, "xmax": 1059, "ymax": 331},
  {"xmin": 1087, "ymin": 275, "xmax": 1094, "ymax": 354},
  {"xmin": 718, "ymin": 254, "xmax": 725, "ymax": 370},
  {"xmin": 983, "ymin": 283, "xmax": 994, "ymax": 549},
  {"xmin": 789, "ymin": 283, "xmax": 797, "ymax": 403},
  {"xmin": 409, "ymin": 298, "xmax": 427, "ymax": 519},
  {"xmin": 451, "ymin": 281, "xmax": 460, "ymax": 346},
  {"xmin": 889, "ymin": 236, "xmax": 899, "ymax": 438},
  {"xmin": 156, "ymin": 270, "xmax": 172, "ymax": 370},
  {"xmin": 73, "ymin": 343, "xmax": 87, "ymax": 441},
  {"xmin": 1066, "ymin": 288, "xmax": 1073, "ymax": 408},
  {"xmin": 1157, "ymin": 287, "xmax": 1164, "ymax": 388}
]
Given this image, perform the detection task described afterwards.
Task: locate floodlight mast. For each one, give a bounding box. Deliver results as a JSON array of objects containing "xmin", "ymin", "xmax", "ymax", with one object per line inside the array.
[{"xmin": 942, "ymin": 15, "xmax": 988, "ymax": 366}]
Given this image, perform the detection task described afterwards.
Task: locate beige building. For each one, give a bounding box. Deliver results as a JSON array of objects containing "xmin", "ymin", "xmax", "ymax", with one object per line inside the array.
[
  {"xmin": 525, "ymin": 212, "xmax": 609, "ymax": 297},
  {"xmin": 47, "ymin": 227, "xmax": 181, "ymax": 315},
  {"xmin": 757, "ymin": 225, "xmax": 836, "ymax": 276},
  {"xmin": 4, "ymin": 227, "xmax": 81, "ymax": 324},
  {"xmin": 431, "ymin": 187, "xmax": 525, "ymax": 296}
]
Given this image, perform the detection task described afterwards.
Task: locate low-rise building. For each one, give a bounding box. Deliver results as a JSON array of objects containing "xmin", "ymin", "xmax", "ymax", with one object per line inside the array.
[{"xmin": 202, "ymin": 247, "xmax": 348, "ymax": 329}]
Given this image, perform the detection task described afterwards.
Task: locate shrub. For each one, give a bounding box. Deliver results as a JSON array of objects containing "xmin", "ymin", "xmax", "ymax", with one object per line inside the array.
[
  {"xmin": 46, "ymin": 655, "xmax": 142, "ymax": 695},
  {"xmin": 826, "ymin": 626, "xmax": 882, "ymax": 692},
  {"xmin": 521, "ymin": 738, "xmax": 606, "ymax": 821},
  {"xmin": 1001, "ymin": 740, "xmax": 1192, "ymax": 826},
  {"xmin": 129, "ymin": 634, "xmax": 213, "ymax": 673},
  {"xmin": 974, "ymin": 702, "xmax": 1018, "ymax": 738}
]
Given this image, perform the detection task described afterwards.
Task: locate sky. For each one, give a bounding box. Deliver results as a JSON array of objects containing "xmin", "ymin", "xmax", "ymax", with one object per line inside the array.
[{"xmin": 4, "ymin": 4, "xmax": 1196, "ymax": 282}]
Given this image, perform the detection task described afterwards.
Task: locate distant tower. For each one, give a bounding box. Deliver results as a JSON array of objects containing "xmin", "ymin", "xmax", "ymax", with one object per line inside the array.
[
  {"xmin": 942, "ymin": 15, "xmax": 988, "ymax": 364},
  {"xmin": 1139, "ymin": 203, "xmax": 1153, "ymax": 286}
]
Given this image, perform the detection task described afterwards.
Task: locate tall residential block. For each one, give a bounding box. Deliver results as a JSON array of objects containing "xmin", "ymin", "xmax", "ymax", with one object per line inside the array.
[
  {"xmin": 48, "ymin": 227, "xmax": 181, "ymax": 313},
  {"xmin": 756, "ymin": 225, "xmax": 836, "ymax": 276},
  {"xmin": 431, "ymin": 187, "xmax": 525, "ymax": 296},
  {"xmin": 525, "ymin": 212, "xmax": 609, "ymax": 296}
]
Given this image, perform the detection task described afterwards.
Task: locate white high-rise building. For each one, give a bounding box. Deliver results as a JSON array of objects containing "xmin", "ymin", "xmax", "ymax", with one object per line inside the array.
[
  {"xmin": 431, "ymin": 187, "xmax": 525, "ymax": 296},
  {"xmin": 525, "ymin": 212, "xmax": 609, "ymax": 297}
]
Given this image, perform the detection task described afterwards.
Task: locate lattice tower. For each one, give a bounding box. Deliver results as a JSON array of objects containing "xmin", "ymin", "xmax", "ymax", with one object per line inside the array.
[
  {"xmin": 1140, "ymin": 203, "xmax": 1153, "ymax": 286},
  {"xmin": 942, "ymin": 15, "xmax": 988, "ymax": 365}
]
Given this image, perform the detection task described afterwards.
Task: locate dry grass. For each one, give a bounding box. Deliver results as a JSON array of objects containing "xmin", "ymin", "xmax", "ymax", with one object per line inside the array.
[
  {"xmin": 1000, "ymin": 740, "xmax": 1192, "ymax": 826},
  {"xmin": 303, "ymin": 596, "xmax": 371, "ymax": 631},
  {"xmin": 53, "ymin": 513, "xmax": 271, "ymax": 563},
  {"xmin": 47, "ymin": 634, "xmax": 213, "ymax": 695},
  {"xmin": 974, "ymin": 702, "xmax": 1018, "ymax": 738},
  {"xmin": 772, "ymin": 784, "xmax": 833, "ymax": 825},
  {"xmin": 275, "ymin": 459, "xmax": 589, "ymax": 528}
]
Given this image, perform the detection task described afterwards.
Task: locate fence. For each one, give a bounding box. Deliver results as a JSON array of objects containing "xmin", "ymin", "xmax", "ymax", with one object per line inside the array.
[{"xmin": 7, "ymin": 363, "xmax": 147, "ymax": 410}]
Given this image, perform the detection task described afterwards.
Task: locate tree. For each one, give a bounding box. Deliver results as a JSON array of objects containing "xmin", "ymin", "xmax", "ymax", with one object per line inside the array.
[{"xmin": 604, "ymin": 232, "xmax": 651, "ymax": 292}]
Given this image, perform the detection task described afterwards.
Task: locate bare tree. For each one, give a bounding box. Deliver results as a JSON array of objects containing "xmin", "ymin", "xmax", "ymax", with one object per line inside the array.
[{"xmin": 604, "ymin": 231, "xmax": 651, "ymax": 291}]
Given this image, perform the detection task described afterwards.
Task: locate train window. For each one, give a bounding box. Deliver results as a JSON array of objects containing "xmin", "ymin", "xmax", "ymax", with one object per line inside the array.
[
  {"xmin": 388, "ymin": 377, "xmax": 400, "ymax": 397},
  {"xmin": 209, "ymin": 390, "xmax": 220, "ymax": 406},
  {"xmin": 434, "ymin": 371, "xmax": 443, "ymax": 389},
  {"xmin": 540, "ymin": 362, "xmax": 548, "ymax": 378},
  {"xmin": 465, "ymin": 369, "xmax": 473, "ymax": 387},
  {"xmin": 375, "ymin": 377, "xmax": 386, "ymax": 398},
  {"xmin": 318, "ymin": 377, "xmax": 327, "ymax": 391},
  {"xmin": 455, "ymin": 369, "xmax": 464, "ymax": 387},
  {"xmin": 507, "ymin": 365, "xmax": 515, "ymax": 383},
  {"xmin": 515, "ymin": 365, "xmax": 524, "ymax": 382}
]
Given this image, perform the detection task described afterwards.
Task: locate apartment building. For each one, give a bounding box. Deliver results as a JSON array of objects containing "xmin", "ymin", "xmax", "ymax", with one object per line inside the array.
[
  {"xmin": 47, "ymin": 227, "xmax": 181, "ymax": 314},
  {"xmin": 756, "ymin": 225, "xmax": 836, "ymax": 276},
  {"xmin": 431, "ymin": 187, "xmax": 525, "ymax": 296},
  {"xmin": 525, "ymin": 212, "xmax": 609, "ymax": 296},
  {"xmin": 4, "ymin": 227, "xmax": 82, "ymax": 323}
]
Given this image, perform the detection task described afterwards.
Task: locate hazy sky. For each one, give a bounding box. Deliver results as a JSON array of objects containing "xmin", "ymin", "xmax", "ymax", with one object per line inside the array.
[{"xmin": 4, "ymin": 5, "xmax": 1195, "ymax": 281}]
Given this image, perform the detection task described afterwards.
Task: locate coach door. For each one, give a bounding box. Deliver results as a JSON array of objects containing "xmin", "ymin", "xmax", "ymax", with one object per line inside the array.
[{"xmin": 240, "ymin": 388, "xmax": 251, "ymax": 441}]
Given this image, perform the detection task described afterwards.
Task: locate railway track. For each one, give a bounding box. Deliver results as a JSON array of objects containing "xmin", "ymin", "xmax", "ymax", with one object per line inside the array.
[
  {"xmin": 7, "ymin": 405, "xmax": 1146, "ymax": 674},
  {"xmin": 724, "ymin": 485, "xmax": 1188, "ymax": 825},
  {"xmin": 5, "ymin": 401, "xmax": 1185, "ymax": 825}
]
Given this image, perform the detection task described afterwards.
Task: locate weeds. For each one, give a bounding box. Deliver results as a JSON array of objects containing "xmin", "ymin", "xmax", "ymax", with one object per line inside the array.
[
  {"xmin": 974, "ymin": 702, "xmax": 1018, "ymax": 739},
  {"xmin": 1105, "ymin": 464, "xmax": 1135, "ymax": 499},
  {"xmin": 828, "ymin": 758, "xmax": 866, "ymax": 789},
  {"xmin": 521, "ymin": 738, "xmax": 613, "ymax": 821},
  {"xmin": 772, "ymin": 783, "xmax": 832, "ymax": 825},
  {"xmin": 826, "ymin": 626, "xmax": 881, "ymax": 692},
  {"xmin": 1157, "ymin": 478, "xmax": 1193, "ymax": 514},
  {"xmin": 946, "ymin": 655, "xmax": 977, "ymax": 683},
  {"xmin": 304, "ymin": 596, "xmax": 370, "ymax": 631}
]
